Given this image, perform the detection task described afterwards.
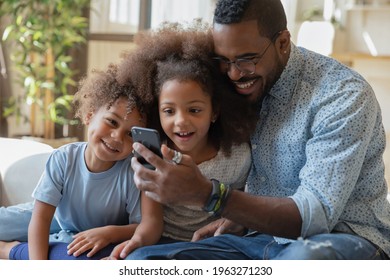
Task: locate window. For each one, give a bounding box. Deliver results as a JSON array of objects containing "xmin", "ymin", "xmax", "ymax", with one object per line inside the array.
[
  {"xmin": 150, "ymin": 0, "xmax": 215, "ymax": 28},
  {"xmin": 90, "ymin": 0, "xmax": 141, "ymax": 34}
]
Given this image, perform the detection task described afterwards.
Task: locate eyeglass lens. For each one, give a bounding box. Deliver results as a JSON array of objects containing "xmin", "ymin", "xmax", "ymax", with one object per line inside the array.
[{"xmin": 216, "ymin": 31, "xmax": 283, "ymax": 75}]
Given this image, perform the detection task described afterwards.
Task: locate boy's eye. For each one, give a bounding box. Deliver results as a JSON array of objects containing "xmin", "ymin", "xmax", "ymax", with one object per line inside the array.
[{"xmin": 106, "ymin": 118, "xmax": 117, "ymax": 126}]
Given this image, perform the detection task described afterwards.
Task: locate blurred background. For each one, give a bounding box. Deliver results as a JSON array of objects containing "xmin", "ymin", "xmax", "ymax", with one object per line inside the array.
[{"xmin": 0, "ymin": 0, "xmax": 389, "ymax": 183}]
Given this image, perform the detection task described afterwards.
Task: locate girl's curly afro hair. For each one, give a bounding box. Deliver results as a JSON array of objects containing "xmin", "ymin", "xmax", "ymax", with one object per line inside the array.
[{"xmin": 117, "ymin": 20, "xmax": 257, "ymax": 156}]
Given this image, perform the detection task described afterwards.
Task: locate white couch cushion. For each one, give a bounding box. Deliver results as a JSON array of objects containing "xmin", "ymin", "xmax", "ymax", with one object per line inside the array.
[{"xmin": 0, "ymin": 137, "xmax": 53, "ymax": 206}]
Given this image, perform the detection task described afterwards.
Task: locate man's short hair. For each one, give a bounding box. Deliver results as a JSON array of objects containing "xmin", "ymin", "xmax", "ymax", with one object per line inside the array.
[{"xmin": 213, "ymin": 0, "xmax": 287, "ymax": 38}]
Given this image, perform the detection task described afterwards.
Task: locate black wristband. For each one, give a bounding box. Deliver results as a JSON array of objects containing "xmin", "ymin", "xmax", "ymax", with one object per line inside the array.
[{"xmin": 202, "ymin": 179, "xmax": 221, "ymax": 213}]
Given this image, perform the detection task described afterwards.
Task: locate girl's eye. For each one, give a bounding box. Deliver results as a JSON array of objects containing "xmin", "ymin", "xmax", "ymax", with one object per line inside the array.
[
  {"xmin": 162, "ymin": 108, "xmax": 173, "ymax": 114},
  {"xmin": 190, "ymin": 108, "xmax": 201, "ymax": 113}
]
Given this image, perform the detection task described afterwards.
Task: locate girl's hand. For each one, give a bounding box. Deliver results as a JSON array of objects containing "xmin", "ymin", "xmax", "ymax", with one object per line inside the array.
[
  {"xmin": 106, "ymin": 238, "xmax": 143, "ymax": 260},
  {"xmin": 67, "ymin": 226, "xmax": 112, "ymax": 258},
  {"xmin": 191, "ymin": 218, "xmax": 246, "ymax": 241}
]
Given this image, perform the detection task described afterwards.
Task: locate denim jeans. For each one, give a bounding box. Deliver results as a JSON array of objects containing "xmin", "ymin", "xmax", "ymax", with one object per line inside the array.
[
  {"xmin": 126, "ymin": 232, "xmax": 389, "ymax": 260},
  {"xmin": 9, "ymin": 242, "xmax": 117, "ymax": 260},
  {"xmin": 0, "ymin": 202, "xmax": 72, "ymax": 243}
]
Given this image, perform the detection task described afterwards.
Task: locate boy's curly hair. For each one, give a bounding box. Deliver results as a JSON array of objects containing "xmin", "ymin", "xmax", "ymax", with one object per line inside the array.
[
  {"xmin": 117, "ymin": 21, "xmax": 257, "ymax": 155},
  {"xmin": 73, "ymin": 63, "xmax": 147, "ymax": 125}
]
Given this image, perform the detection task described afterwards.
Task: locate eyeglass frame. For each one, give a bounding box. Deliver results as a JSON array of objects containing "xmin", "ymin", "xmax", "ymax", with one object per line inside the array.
[{"xmin": 212, "ymin": 30, "xmax": 283, "ymax": 76}]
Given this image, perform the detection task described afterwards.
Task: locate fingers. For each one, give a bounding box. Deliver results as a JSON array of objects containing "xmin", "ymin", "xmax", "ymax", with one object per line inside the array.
[
  {"xmin": 191, "ymin": 219, "xmax": 236, "ymax": 241},
  {"xmin": 67, "ymin": 241, "xmax": 91, "ymax": 257},
  {"xmin": 132, "ymin": 143, "xmax": 189, "ymax": 170},
  {"xmin": 191, "ymin": 222, "xmax": 219, "ymax": 242},
  {"xmin": 131, "ymin": 157, "xmax": 158, "ymax": 197},
  {"xmin": 132, "ymin": 142, "xmax": 166, "ymax": 170},
  {"xmin": 132, "ymin": 142, "xmax": 203, "ymax": 205},
  {"xmin": 120, "ymin": 240, "xmax": 139, "ymax": 259},
  {"xmin": 214, "ymin": 225, "xmax": 227, "ymax": 236},
  {"xmin": 67, "ymin": 237, "xmax": 99, "ymax": 257},
  {"xmin": 108, "ymin": 243, "xmax": 125, "ymax": 260},
  {"xmin": 131, "ymin": 143, "xmax": 184, "ymax": 202},
  {"xmin": 107, "ymin": 240, "xmax": 139, "ymax": 259},
  {"xmin": 192, "ymin": 229, "xmax": 212, "ymax": 242},
  {"xmin": 144, "ymin": 191, "xmax": 162, "ymax": 203},
  {"xmin": 161, "ymin": 145, "xmax": 191, "ymax": 166}
]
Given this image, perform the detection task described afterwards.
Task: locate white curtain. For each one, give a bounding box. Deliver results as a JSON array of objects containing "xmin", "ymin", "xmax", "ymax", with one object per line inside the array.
[
  {"xmin": 89, "ymin": 0, "xmax": 140, "ymax": 34},
  {"xmin": 150, "ymin": 0, "xmax": 215, "ymax": 28},
  {"xmin": 281, "ymin": 0, "xmax": 298, "ymax": 35}
]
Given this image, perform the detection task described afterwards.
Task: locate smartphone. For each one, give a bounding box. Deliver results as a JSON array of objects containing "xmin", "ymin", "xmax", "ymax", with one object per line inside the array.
[{"xmin": 131, "ymin": 126, "xmax": 162, "ymax": 170}]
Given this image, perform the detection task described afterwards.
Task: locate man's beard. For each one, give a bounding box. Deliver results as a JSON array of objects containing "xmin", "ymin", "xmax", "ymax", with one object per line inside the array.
[{"xmin": 255, "ymin": 58, "xmax": 285, "ymax": 105}]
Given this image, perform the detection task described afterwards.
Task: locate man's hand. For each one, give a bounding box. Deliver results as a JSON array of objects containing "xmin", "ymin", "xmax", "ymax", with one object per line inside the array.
[
  {"xmin": 191, "ymin": 218, "xmax": 246, "ymax": 241},
  {"xmin": 131, "ymin": 143, "xmax": 211, "ymax": 206}
]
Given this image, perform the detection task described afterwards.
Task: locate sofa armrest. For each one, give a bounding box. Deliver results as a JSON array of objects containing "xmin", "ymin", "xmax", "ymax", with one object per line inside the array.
[
  {"xmin": 0, "ymin": 137, "xmax": 53, "ymax": 206},
  {"xmin": 2, "ymin": 152, "xmax": 52, "ymax": 206}
]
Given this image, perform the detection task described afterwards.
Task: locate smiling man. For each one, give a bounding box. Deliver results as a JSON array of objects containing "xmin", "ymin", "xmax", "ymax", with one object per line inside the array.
[{"xmin": 127, "ymin": 0, "xmax": 390, "ymax": 260}]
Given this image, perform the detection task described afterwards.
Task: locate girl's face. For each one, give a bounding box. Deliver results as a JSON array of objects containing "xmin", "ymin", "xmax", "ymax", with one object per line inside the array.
[
  {"xmin": 159, "ymin": 79, "xmax": 217, "ymax": 162},
  {"xmin": 85, "ymin": 97, "xmax": 145, "ymax": 172}
]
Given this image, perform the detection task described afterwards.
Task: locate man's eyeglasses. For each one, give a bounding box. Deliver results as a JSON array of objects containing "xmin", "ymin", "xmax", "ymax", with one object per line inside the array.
[{"xmin": 213, "ymin": 31, "xmax": 282, "ymax": 76}]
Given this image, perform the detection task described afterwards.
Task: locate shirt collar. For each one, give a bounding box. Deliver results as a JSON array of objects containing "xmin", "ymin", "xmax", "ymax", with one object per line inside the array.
[{"xmin": 269, "ymin": 43, "xmax": 303, "ymax": 104}]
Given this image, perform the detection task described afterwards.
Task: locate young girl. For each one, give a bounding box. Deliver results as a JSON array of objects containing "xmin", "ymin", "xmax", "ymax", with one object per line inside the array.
[
  {"xmin": 0, "ymin": 63, "xmax": 163, "ymax": 260},
  {"xmin": 109, "ymin": 22, "xmax": 258, "ymax": 259}
]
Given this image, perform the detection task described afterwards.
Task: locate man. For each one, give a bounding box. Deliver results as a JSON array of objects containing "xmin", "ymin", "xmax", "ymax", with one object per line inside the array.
[{"xmin": 128, "ymin": 0, "xmax": 390, "ymax": 259}]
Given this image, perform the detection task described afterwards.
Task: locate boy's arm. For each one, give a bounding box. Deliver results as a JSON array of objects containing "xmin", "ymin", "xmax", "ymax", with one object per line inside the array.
[
  {"xmin": 108, "ymin": 192, "xmax": 164, "ymax": 259},
  {"xmin": 28, "ymin": 200, "xmax": 56, "ymax": 260},
  {"xmin": 129, "ymin": 191, "xmax": 164, "ymax": 246}
]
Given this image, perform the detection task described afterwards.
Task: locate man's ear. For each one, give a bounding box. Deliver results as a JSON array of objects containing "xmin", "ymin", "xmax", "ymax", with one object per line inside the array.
[{"xmin": 276, "ymin": 30, "xmax": 291, "ymax": 56}]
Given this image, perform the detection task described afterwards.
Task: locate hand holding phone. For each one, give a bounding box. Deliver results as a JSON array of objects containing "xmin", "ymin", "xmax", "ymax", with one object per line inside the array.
[{"xmin": 131, "ymin": 127, "xmax": 162, "ymax": 170}]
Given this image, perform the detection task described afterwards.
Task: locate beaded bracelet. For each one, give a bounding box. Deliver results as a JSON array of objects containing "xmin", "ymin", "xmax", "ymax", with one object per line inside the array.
[{"xmin": 212, "ymin": 183, "xmax": 232, "ymax": 217}]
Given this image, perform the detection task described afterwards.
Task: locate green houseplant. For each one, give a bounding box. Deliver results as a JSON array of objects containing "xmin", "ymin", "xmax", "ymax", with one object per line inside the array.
[{"xmin": 0, "ymin": 0, "xmax": 89, "ymax": 139}]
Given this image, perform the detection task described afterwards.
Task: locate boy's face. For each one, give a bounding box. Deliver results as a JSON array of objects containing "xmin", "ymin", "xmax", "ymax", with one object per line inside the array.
[{"xmin": 85, "ymin": 97, "xmax": 145, "ymax": 172}]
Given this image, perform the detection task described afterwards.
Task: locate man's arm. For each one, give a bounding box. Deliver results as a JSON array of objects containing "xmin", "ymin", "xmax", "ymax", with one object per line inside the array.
[{"xmin": 132, "ymin": 143, "xmax": 302, "ymax": 239}]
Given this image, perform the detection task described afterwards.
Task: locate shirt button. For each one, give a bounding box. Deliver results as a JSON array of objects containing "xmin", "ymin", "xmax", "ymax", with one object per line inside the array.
[
  {"xmin": 252, "ymin": 144, "xmax": 257, "ymax": 150},
  {"xmin": 260, "ymin": 176, "xmax": 266, "ymax": 182}
]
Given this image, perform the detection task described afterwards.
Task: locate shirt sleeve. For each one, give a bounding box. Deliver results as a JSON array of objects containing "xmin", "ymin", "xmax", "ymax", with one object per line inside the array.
[
  {"xmin": 32, "ymin": 149, "xmax": 66, "ymax": 207},
  {"xmin": 291, "ymin": 79, "xmax": 380, "ymax": 237}
]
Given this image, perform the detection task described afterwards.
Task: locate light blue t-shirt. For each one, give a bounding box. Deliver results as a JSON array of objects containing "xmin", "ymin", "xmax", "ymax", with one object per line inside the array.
[
  {"xmin": 247, "ymin": 44, "xmax": 390, "ymax": 256},
  {"xmin": 32, "ymin": 142, "xmax": 141, "ymax": 233}
]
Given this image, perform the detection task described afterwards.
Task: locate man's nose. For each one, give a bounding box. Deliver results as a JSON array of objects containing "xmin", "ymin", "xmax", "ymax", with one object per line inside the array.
[{"xmin": 227, "ymin": 63, "xmax": 243, "ymax": 80}]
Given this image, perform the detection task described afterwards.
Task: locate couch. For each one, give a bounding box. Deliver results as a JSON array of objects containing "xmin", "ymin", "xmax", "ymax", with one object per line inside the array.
[{"xmin": 0, "ymin": 137, "xmax": 53, "ymax": 207}]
